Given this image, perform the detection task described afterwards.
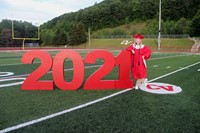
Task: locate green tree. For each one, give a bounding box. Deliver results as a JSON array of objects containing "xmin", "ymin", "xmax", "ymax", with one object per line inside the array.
[
  {"xmin": 53, "ymin": 27, "xmax": 68, "ymax": 46},
  {"xmin": 190, "ymin": 10, "xmax": 200, "ymax": 37},
  {"xmin": 112, "ymin": 28, "xmax": 126, "ymax": 35},
  {"xmin": 1, "ymin": 29, "xmax": 12, "ymax": 47},
  {"xmin": 142, "ymin": 19, "xmax": 158, "ymax": 34},
  {"xmin": 41, "ymin": 29, "xmax": 54, "ymax": 45},
  {"xmin": 68, "ymin": 22, "xmax": 87, "ymax": 45},
  {"xmin": 175, "ymin": 18, "xmax": 191, "ymax": 34},
  {"xmin": 162, "ymin": 20, "xmax": 176, "ymax": 34}
]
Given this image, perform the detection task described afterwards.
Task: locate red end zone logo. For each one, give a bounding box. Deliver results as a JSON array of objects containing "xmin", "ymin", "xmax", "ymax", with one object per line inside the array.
[{"xmin": 140, "ymin": 82, "xmax": 182, "ymax": 94}]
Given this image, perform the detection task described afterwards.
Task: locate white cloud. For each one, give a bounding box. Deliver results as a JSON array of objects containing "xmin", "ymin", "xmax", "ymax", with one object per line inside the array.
[{"xmin": 0, "ymin": 0, "xmax": 104, "ymax": 24}]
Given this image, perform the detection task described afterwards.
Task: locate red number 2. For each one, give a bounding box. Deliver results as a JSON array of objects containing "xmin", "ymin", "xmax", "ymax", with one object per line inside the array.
[
  {"xmin": 84, "ymin": 50, "xmax": 116, "ymax": 90},
  {"xmin": 21, "ymin": 51, "xmax": 53, "ymax": 90}
]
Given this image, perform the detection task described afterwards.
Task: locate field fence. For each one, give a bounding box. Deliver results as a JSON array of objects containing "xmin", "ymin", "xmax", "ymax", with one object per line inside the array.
[
  {"xmin": 91, "ymin": 34, "xmax": 189, "ymax": 39},
  {"xmin": 0, "ymin": 34, "xmax": 198, "ymax": 52}
]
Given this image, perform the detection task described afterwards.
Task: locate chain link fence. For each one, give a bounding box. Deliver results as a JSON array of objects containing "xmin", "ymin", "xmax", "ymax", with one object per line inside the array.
[{"xmin": 91, "ymin": 34, "xmax": 189, "ymax": 39}]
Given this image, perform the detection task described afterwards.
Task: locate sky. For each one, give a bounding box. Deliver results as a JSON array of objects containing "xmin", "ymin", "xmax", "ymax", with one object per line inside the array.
[{"xmin": 0, "ymin": 0, "xmax": 104, "ymax": 25}]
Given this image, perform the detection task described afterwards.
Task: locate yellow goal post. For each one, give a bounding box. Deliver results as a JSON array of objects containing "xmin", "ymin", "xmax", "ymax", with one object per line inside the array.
[{"xmin": 12, "ymin": 18, "xmax": 40, "ymax": 50}]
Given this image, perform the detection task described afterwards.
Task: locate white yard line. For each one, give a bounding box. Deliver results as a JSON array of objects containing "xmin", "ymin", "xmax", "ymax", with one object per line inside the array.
[
  {"xmin": 0, "ymin": 54, "xmax": 190, "ymax": 80},
  {"xmin": 1, "ymin": 61, "xmax": 199, "ymax": 133},
  {"xmin": 0, "ymin": 65, "xmax": 102, "ymax": 80},
  {"xmin": 166, "ymin": 66, "xmax": 171, "ymax": 69},
  {"xmin": 148, "ymin": 62, "xmax": 200, "ymax": 82},
  {"xmin": 0, "ymin": 54, "xmax": 188, "ymax": 67},
  {"xmin": 149, "ymin": 54, "xmax": 186, "ymax": 61}
]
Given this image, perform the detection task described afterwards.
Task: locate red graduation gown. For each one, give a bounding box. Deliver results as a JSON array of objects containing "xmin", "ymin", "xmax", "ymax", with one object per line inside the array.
[{"xmin": 126, "ymin": 44, "xmax": 151, "ymax": 79}]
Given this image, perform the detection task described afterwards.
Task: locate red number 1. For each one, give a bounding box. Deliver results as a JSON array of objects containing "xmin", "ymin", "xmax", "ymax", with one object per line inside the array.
[{"xmin": 115, "ymin": 50, "xmax": 133, "ymax": 88}]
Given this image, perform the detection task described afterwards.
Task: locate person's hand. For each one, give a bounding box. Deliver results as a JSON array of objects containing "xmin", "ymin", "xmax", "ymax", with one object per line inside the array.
[
  {"xmin": 131, "ymin": 50, "xmax": 135, "ymax": 54},
  {"xmin": 142, "ymin": 56, "xmax": 145, "ymax": 59}
]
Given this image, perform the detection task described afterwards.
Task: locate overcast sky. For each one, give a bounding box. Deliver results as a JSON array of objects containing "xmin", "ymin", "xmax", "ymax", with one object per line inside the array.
[{"xmin": 0, "ymin": 0, "xmax": 104, "ymax": 25}]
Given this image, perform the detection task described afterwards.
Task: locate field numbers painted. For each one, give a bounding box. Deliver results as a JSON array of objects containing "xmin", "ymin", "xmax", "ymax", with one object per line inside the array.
[
  {"xmin": 121, "ymin": 40, "xmax": 132, "ymax": 45},
  {"xmin": 0, "ymin": 72, "xmax": 14, "ymax": 77},
  {"xmin": 21, "ymin": 50, "xmax": 133, "ymax": 90},
  {"xmin": 166, "ymin": 66, "xmax": 171, "ymax": 69},
  {"xmin": 140, "ymin": 82, "xmax": 182, "ymax": 94},
  {"xmin": 0, "ymin": 78, "xmax": 25, "ymax": 88}
]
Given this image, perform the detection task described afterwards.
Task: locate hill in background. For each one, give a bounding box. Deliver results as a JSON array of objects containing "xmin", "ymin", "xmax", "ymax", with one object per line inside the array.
[
  {"xmin": 40, "ymin": 0, "xmax": 200, "ymax": 46},
  {"xmin": 0, "ymin": 0, "xmax": 200, "ymax": 47}
]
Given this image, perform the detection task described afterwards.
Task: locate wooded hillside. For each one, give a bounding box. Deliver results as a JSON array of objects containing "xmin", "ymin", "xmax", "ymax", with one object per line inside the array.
[{"xmin": 0, "ymin": 0, "xmax": 199, "ymax": 46}]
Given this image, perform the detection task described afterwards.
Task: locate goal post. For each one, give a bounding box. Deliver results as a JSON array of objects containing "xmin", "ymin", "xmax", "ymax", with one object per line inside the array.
[{"xmin": 12, "ymin": 18, "xmax": 40, "ymax": 50}]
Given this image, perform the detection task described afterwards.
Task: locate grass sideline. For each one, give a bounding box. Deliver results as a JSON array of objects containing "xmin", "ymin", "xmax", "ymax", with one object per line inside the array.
[
  {"xmin": 56, "ymin": 38, "xmax": 194, "ymax": 52},
  {"xmin": 88, "ymin": 38, "xmax": 193, "ymax": 50},
  {"xmin": 0, "ymin": 50, "xmax": 200, "ymax": 132},
  {"xmin": 0, "ymin": 38, "xmax": 194, "ymax": 52}
]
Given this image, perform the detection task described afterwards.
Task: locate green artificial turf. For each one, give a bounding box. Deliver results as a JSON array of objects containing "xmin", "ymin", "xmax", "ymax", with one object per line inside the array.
[{"xmin": 0, "ymin": 50, "xmax": 199, "ymax": 133}]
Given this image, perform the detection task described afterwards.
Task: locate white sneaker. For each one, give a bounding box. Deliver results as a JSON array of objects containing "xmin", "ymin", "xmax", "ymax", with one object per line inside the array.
[
  {"xmin": 135, "ymin": 86, "xmax": 139, "ymax": 90},
  {"xmin": 144, "ymin": 78, "xmax": 148, "ymax": 87}
]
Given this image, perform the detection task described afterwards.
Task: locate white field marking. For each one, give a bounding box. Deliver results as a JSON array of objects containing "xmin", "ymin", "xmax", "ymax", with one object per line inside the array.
[
  {"xmin": 1, "ymin": 61, "xmax": 200, "ymax": 133},
  {"xmin": 0, "ymin": 54, "xmax": 188, "ymax": 67},
  {"xmin": 0, "ymin": 54, "xmax": 190, "ymax": 80},
  {"xmin": 0, "ymin": 55, "xmax": 22, "ymax": 58},
  {"xmin": 148, "ymin": 62, "xmax": 200, "ymax": 82},
  {"xmin": 0, "ymin": 65, "xmax": 102, "ymax": 80},
  {"xmin": 0, "ymin": 48, "xmax": 109, "ymax": 53},
  {"xmin": 121, "ymin": 40, "xmax": 132, "ymax": 45},
  {"xmin": 0, "ymin": 72, "xmax": 14, "ymax": 77},
  {"xmin": 0, "ymin": 53, "xmax": 186, "ymax": 79},
  {"xmin": 166, "ymin": 66, "xmax": 171, "ymax": 69},
  {"xmin": 149, "ymin": 54, "xmax": 186, "ymax": 61},
  {"xmin": 198, "ymin": 69, "xmax": 200, "ymax": 72},
  {"xmin": 0, "ymin": 62, "xmax": 40, "ymax": 67},
  {"xmin": 0, "ymin": 51, "xmax": 120, "ymax": 67},
  {"xmin": 179, "ymin": 67, "xmax": 189, "ymax": 69},
  {"xmin": 153, "ymin": 65, "xmax": 159, "ymax": 68},
  {"xmin": 0, "ymin": 78, "xmax": 25, "ymax": 88},
  {"xmin": 0, "ymin": 58, "xmax": 22, "ymax": 61},
  {"xmin": 0, "ymin": 65, "xmax": 103, "ymax": 88},
  {"xmin": 0, "ymin": 51, "xmax": 89, "ymax": 67}
]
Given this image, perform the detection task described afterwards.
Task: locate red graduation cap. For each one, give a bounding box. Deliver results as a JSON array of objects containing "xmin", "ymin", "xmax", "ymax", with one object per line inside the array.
[{"xmin": 133, "ymin": 33, "xmax": 144, "ymax": 39}]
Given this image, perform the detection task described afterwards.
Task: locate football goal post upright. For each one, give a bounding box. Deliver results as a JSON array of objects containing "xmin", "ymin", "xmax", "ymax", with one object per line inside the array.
[
  {"xmin": 12, "ymin": 18, "xmax": 40, "ymax": 50},
  {"xmin": 158, "ymin": 0, "xmax": 162, "ymax": 50}
]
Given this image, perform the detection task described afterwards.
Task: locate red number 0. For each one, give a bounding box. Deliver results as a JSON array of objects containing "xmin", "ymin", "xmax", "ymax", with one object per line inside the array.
[{"xmin": 52, "ymin": 50, "xmax": 84, "ymax": 90}]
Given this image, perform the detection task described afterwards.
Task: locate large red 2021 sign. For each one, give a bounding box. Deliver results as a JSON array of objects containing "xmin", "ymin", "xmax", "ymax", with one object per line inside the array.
[{"xmin": 21, "ymin": 50, "xmax": 133, "ymax": 90}]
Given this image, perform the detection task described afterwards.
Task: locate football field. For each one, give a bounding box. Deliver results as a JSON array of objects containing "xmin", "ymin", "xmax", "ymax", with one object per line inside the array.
[{"xmin": 0, "ymin": 49, "xmax": 200, "ymax": 133}]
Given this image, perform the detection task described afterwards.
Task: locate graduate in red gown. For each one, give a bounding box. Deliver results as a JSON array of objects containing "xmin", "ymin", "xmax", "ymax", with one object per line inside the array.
[{"xmin": 126, "ymin": 34, "xmax": 151, "ymax": 89}]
